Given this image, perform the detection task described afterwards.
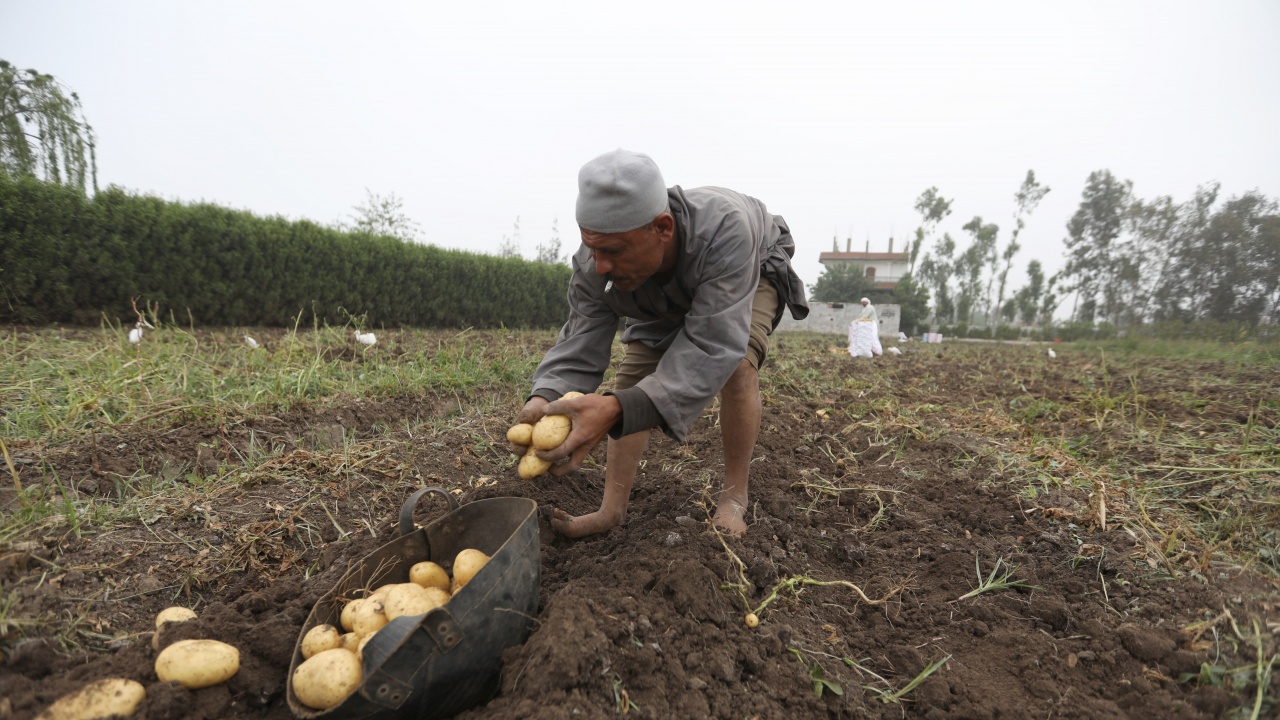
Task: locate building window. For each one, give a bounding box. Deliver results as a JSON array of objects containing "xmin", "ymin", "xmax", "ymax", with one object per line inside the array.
[{"xmin": 865, "ymin": 266, "xmax": 876, "ymax": 279}]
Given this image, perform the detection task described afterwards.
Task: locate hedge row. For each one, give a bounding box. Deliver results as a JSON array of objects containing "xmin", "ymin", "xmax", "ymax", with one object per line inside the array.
[{"xmin": 0, "ymin": 173, "xmax": 572, "ymax": 328}]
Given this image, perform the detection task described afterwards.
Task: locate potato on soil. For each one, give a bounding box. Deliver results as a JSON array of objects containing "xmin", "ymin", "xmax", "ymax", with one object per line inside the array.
[
  {"xmin": 292, "ymin": 648, "xmax": 362, "ymax": 711},
  {"xmin": 409, "ymin": 561, "xmax": 450, "ymax": 592},
  {"xmin": 301, "ymin": 623, "xmax": 341, "ymax": 659},
  {"xmin": 35, "ymin": 678, "xmax": 146, "ymax": 720},
  {"xmin": 518, "ymin": 445, "xmax": 552, "ymax": 480},
  {"xmin": 506, "ymin": 423, "xmax": 534, "ymax": 446},
  {"xmin": 154, "ymin": 606, "xmax": 197, "ymax": 629},
  {"xmin": 155, "ymin": 638, "xmax": 240, "ymax": 689},
  {"xmin": 452, "ymin": 548, "xmax": 491, "ymax": 589}
]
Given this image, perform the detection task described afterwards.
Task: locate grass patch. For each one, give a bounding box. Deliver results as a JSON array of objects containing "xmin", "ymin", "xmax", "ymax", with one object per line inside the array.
[
  {"xmin": 1075, "ymin": 336, "xmax": 1280, "ymax": 368},
  {"xmin": 0, "ymin": 324, "xmax": 545, "ymax": 443}
]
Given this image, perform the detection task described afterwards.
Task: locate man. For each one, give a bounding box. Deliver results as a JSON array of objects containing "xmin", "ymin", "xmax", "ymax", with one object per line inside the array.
[
  {"xmin": 858, "ymin": 297, "xmax": 879, "ymax": 327},
  {"xmin": 516, "ymin": 149, "xmax": 808, "ymax": 538},
  {"xmin": 848, "ymin": 297, "xmax": 882, "ymax": 357}
]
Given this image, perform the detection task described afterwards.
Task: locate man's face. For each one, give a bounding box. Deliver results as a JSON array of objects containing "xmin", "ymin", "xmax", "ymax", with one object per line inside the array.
[{"xmin": 581, "ymin": 217, "xmax": 673, "ymax": 292}]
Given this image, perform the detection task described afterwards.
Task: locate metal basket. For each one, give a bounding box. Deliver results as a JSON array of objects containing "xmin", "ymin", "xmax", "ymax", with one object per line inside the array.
[{"xmin": 287, "ymin": 487, "xmax": 540, "ymax": 719}]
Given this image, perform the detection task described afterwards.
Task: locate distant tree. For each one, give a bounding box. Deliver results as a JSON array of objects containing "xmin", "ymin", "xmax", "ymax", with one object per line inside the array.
[
  {"xmin": 0, "ymin": 59, "xmax": 97, "ymax": 192},
  {"xmin": 809, "ymin": 262, "xmax": 876, "ymax": 303},
  {"xmin": 1150, "ymin": 185, "xmax": 1218, "ymax": 322},
  {"xmin": 956, "ymin": 217, "xmax": 998, "ymax": 323},
  {"xmin": 1061, "ymin": 170, "xmax": 1133, "ymax": 325},
  {"xmin": 498, "ymin": 215, "xmax": 521, "ymax": 258},
  {"xmin": 990, "ymin": 170, "xmax": 1049, "ymax": 328},
  {"xmin": 1263, "ymin": 214, "xmax": 1280, "ymax": 325},
  {"xmin": 1013, "ymin": 259, "xmax": 1046, "ymax": 325},
  {"xmin": 1000, "ymin": 298, "xmax": 1017, "ymax": 323},
  {"xmin": 340, "ymin": 189, "xmax": 422, "ymax": 243},
  {"xmin": 1040, "ymin": 272, "xmax": 1062, "ymax": 324},
  {"xmin": 917, "ymin": 232, "xmax": 956, "ymax": 323},
  {"xmin": 909, "ymin": 187, "xmax": 953, "ymax": 275},
  {"xmin": 1195, "ymin": 192, "xmax": 1279, "ymax": 325},
  {"xmin": 892, "ymin": 273, "xmax": 930, "ymax": 336},
  {"xmin": 1123, "ymin": 193, "xmax": 1181, "ymax": 322},
  {"xmin": 534, "ymin": 216, "xmax": 564, "ymax": 264}
]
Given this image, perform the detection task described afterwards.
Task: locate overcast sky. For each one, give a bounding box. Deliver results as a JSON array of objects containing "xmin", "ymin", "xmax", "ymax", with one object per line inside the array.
[{"xmin": 3, "ymin": 1, "xmax": 1278, "ymax": 303}]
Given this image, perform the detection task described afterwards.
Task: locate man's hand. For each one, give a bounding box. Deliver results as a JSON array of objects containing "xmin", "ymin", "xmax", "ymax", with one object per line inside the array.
[
  {"xmin": 509, "ymin": 396, "xmax": 552, "ymax": 456},
  {"xmin": 535, "ymin": 393, "xmax": 621, "ymax": 476},
  {"xmin": 515, "ymin": 396, "xmax": 551, "ymax": 427}
]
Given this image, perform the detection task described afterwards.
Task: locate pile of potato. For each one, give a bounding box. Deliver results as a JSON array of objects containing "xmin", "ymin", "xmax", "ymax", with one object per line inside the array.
[
  {"xmin": 35, "ymin": 605, "xmax": 237, "ymax": 719},
  {"xmin": 508, "ymin": 391, "xmax": 580, "ymax": 479},
  {"xmin": 291, "ymin": 548, "xmax": 491, "ymax": 711}
]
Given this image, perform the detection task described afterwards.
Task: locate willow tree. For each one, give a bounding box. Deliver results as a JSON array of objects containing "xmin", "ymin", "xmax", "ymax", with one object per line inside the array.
[
  {"xmin": 989, "ymin": 170, "xmax": 1049, "ymax": 328},
  {"xmin": 0, "ymin": 60, "xmax": 97, "ymax": 193},
  {"xmin": 909, "ymin": 187, "xmax": 953, "ymax": 275}
]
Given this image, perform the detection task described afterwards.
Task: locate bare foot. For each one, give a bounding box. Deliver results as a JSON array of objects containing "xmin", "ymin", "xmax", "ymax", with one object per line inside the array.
[
  {"xmin": 713, "ymin": 495, "xmax": 748, "ymax": 537},
  {"xmin": 550, "ymin": 507, "xmax": 625, "ymax": 538}
]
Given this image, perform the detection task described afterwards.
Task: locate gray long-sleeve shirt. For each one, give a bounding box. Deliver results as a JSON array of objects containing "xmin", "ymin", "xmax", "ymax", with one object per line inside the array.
[{"xmin": 530, "ymin": 185, "xmax": 809, "ymax": 441}]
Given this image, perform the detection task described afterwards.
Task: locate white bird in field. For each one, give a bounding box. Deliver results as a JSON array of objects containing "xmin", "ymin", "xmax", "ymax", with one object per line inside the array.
[
  {"xmin": 888, "ymin": 346, "xmax": 903, "ymax": 356},
  {"xmin": 1047, "ymin": 348, "xmax": 1057, "ymax": 359},
  {"xmin": 355, "ymin": 331, "xmax": 377, "ymax": 347},
  {"xmin": 898, "ymin": 332, "xmax": 908, "ymax": 342},
  {"xmin": 128, "ymin": 327, "xmax": 143, "ymax": 344},
  {"xmin": 244, "ymin": 336, "xmax": 260, "ymax": 349}
]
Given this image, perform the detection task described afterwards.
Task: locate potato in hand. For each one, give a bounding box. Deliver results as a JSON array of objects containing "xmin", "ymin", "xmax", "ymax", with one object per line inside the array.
[
  {"xmin": 506, "ymin": 423, "xmax": 534, "ymax": 446},
  {"xmin": 511, "ymin": 391, "xmax": 583, "ymax": 478},
  {"xmin": 539, "ymin": 391, "xmax": 583, "ymax": 449},
  {"xmin": 531, "ymin": 414, "xmax": 570, "ymax": 450},
  {"xmin": 518, "ymin": 445, "xmax": 552, "ymax": 480}
]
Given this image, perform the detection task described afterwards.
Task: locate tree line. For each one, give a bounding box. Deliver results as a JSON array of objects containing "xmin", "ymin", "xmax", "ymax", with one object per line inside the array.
[
  {"xmin": 0, "ymin": 173, "xmax": 572, "ymax": 328},
  {"xmin": 1059, "ymin": 171, "xmax": 1279, "ymax": 329},
  {"xmin": 812, "ymin": 169, "xmax": 1278, "ymax": 337}
]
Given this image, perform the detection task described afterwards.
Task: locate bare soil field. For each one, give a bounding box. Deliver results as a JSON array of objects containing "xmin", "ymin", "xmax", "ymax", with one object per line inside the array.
[{"xmin": 2, "ymin": 329, "xmax": 1277, "ymax": 719}]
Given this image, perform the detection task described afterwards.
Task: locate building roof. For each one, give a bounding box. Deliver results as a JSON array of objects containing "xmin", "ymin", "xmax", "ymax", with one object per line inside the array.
[{"xmin": 819, "ymin": 251, "xmax": 909, "ymax": 263}]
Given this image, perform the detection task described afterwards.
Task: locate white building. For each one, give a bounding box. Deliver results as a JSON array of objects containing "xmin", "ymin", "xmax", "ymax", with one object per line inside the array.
[{"xmin": 817, "ymin": 237, "xmax": 908, "ymax": 292}]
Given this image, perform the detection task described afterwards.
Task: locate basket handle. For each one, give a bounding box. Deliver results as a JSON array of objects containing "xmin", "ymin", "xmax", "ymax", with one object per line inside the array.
[{"xmin": 398, "ymin": 486, "xmax": 459, "ymax": 537}]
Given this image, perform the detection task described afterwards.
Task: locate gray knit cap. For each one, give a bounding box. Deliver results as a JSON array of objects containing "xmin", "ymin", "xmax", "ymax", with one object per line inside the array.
[{"xmin": 575, "ymin": 149, "xmax": 668, "ymax": 233}]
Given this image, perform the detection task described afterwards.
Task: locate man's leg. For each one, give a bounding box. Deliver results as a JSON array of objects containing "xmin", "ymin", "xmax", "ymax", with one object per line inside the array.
[
  {"xmin": 714, "ymin": 279, "xmax": 777, "ymax": 536},
  {"xmin": 550, "ymin": 340, "xmax": 659, "ymax": 538},
  {"xmin": 550, "ymin": 430, "xmax": 650, "ymax": 538},
  {"xmin": 714, "ymin": 359, "xmax": 760, "ymax": 536}
]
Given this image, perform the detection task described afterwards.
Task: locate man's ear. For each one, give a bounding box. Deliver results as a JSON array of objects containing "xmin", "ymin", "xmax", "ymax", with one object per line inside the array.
[{"xmin": 652, "ymin": 212, "xmax": 676, "ymax": 243}]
